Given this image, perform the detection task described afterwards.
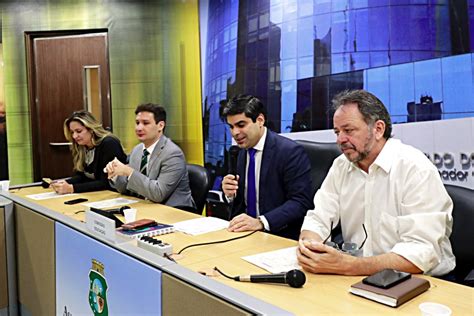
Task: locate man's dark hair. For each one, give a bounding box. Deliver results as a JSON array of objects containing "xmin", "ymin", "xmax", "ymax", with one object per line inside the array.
[
  {"xmin": 219, "ymin": 94, "xmax": 267, "ymax": 124},
  {"xmin": 332, "ymin": 90, "xmax": 392, "ymax": 140},
  {"xmin": 135, "ymin": 103, "xmax": 166, "ymax": 124}
]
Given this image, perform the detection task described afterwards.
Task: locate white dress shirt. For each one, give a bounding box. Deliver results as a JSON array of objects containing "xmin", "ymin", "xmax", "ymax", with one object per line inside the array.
[
  {"xmin": 127, "ymin": 137, "xmax": 160, "ymax": 180},
  {"xmin": 301, "ymin": 138, "xmax": 455, "ymax": 276},
  {"xmin": 142, "ymin": 138, "xmax": 160, "ymax": 166}
]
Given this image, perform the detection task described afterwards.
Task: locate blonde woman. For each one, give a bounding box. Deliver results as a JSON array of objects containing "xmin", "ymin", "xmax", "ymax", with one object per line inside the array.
[{"xmin": 51, "ymin": 110, "xmax": 127, "ymax": 194}]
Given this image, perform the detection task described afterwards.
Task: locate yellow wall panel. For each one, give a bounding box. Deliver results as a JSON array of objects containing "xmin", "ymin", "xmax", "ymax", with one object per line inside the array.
[{"xmin": 2, "ymin": 0, "xmax": 203, "ymax": 184}]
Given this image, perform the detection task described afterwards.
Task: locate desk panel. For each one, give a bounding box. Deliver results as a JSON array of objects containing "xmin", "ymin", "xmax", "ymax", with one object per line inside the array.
[
  {"xmin": 15, "ymin": 203, "xmax": 55, "ymax": 315},
  {"xmin": 0, "ymin": 198, "xmax": 17, "ymax": 316},
  {"xmin": 56, "ymin": 223, "xmax": 162, "ymax": 315},
  {"xmin": 0, "ymin": 207, "xmax": 7, "ymax": 311},
  {"xmin": 162, "ymin": 273, "xmax": 250, "ymax": 315}
]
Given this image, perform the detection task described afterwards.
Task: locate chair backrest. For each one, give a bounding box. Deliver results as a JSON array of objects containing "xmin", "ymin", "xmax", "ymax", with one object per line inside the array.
[
  {"xmin": 187, "ymin": 164, "xmax": 211, "ymax": 214},
  {"xmin": 444, "ymin": 184, "xmax": 474, "ymax": 283},
  {"xmin": 295, "ymin": 140, "xmax": 341, "ymax": 194}
]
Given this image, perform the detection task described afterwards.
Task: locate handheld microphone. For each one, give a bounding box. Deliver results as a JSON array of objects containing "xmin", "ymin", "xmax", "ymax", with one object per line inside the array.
[
  {"xmin": 228, "ymin": 145, "xmax": 240, "ymax": 179},
  {"xmin": 234, "ymin": 269, "xmax": 306, "ymax": 288}
]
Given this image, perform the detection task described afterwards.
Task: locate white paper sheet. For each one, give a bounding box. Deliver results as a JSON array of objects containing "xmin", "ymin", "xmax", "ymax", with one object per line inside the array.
[
  {"xmin": 83, "ymin": 198, "xmax": 138, "ymax": 209},
  {"xmin": 173, "ymin": 217, "xmax": 229, "ymax": 235},
  {"xmin": 242, "ymin": 246, "xmax": 301, "ymax": 274},
  {"xmin": 26, "ymin": 192, "xmax": 77, "ymax": 200}
]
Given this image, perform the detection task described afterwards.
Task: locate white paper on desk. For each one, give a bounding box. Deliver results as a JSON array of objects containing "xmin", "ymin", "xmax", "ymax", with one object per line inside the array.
[
  {"xmin": 173, "ymin": 217, "xmax": 229, "ymax": 235},
  {"xmin": 242, "ymin": 246, "xmax": 301, "ymax": 274},
  {"xmin": 26, "ymin": 192, "xmax": 78, "ymax": 200},
  {"xmin": 83, "ymin": 198, "xmax": 138, "ymax": 209}
]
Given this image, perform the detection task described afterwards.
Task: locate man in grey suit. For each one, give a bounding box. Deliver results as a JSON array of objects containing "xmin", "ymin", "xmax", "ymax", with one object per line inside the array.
[{"xmin": 105, "ymin": 103, "xmax": 195, "ymax": 210}]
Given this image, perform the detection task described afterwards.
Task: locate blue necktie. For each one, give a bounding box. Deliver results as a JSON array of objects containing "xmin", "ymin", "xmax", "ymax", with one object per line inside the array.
[{"xmin": 247, "ymin": 148, "xmax": 257, "ymax": 218}]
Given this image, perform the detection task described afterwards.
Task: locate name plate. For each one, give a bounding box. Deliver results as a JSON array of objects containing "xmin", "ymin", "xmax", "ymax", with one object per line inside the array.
[{"xmin": 85, "ymin": 209, "xmax": 116, "ymax": 242}]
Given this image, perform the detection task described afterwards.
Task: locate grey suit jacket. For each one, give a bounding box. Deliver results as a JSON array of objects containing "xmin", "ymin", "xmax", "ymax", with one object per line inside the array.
[{"xmin": 113, "ymin": 135, "xmax": 195, "ymax": 209}]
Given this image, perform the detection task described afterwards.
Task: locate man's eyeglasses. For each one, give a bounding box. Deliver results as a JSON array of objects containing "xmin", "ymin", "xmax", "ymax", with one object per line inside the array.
[{"xmin": 323, "ymin": 221, "xmax": 367, "ymax": 257}]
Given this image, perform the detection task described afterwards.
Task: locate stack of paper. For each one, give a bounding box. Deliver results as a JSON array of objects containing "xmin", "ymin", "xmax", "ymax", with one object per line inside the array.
[
  {"xmin": 27, "ymin": 192, "xmax": 77, "ymax": 200},
  {"xmin": 173, "ymin": 217, "xmax": 229, "ymax": 235},
  {"xmin": 242, "ymin": 246, "xmax": 301, "ymax": 274}
]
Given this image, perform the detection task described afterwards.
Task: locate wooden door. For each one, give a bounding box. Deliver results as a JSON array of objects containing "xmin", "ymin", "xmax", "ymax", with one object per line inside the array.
[{"xmin": 26, "ymin": 30, "xmax": 111, "ymax": 181}]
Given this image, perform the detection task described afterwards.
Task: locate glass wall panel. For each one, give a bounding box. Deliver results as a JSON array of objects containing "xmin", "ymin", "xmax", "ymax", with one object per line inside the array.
[
  {"xmin": 298, "ymin": 56, "xmax": 313, "ymax": 79},
  {"xmin": 354, "ymin": 9, "xmax": 369, "ymax": 52},
  {"xmin": 368, "ymin": 6, "xmax": 389, "ymax": 51},
  {"xmin": 389, "ymin": 63, "xmax": 415, "ymax": 119},
  {"xmin": 442, "ymin": 54, "xmax": 474, "ymax": 116},
  {"xmin": 365, "ymin": 67, "xmax": 389, "ymax": 107},
  {"xmin": 331, "ymin": 11, "xmax": 347, "ymax": 54},
  {"xmin": 281, "ymin": 80, "xmax": 297, "ymax": 132},
  {"xmin": 281, "ymin": 20, "xmax": 297, "ymax": 60},
  {"xmin": 201, "ymin": 0, "xmax": 474, "ymax": 185},
  {"xmin": 297, "ymin": 16, "xmax": 314, "ymax": 58},
  {"xmin": 390, "ymin": 6, "xmax": 411, "ymax": 51},
  {"xmin": 413, "ymin": 59, "xmax": 442, "ymax": 107}
]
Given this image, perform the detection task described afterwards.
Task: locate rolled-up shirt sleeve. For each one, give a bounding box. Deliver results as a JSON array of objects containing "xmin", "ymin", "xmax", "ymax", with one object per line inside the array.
[{"xmin": 390, "ymin": 169, "xmax": 454, "ymax": 275}]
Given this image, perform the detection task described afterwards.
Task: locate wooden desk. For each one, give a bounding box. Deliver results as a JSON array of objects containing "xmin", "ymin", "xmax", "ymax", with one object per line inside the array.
[
  {"xmin": 5, "ymin": 187, "xmax": 474, "ymax": 315},
  {"xmin": 5, "ymin": 186, "xmax": 284, "ymax": 315}
]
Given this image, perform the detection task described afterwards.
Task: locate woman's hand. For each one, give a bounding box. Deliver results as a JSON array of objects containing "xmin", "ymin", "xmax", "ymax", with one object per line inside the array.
[{"xmin": 51, "ymin": 180, "xmax": 74, "ymax": 194}]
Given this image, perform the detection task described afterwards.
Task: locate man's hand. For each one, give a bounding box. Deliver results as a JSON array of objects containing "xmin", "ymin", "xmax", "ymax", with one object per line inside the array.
[
  {"xmin": 228, "ymin": 213, "xmax": 263, "ymax": 232},
  {"xmin": 105, "ymin": 157, "xmax": 133, "ymax": 179},
  {"xmin": 222, "ymin": 174, "xmax": 239, "ymax": 198},
  {"xmin": 297, "ymin": 239, "xmax": 356, "ymax": 275},
  {"xmin": 51, "ymin": 180, "xmax": 74, "ymax": 194}
]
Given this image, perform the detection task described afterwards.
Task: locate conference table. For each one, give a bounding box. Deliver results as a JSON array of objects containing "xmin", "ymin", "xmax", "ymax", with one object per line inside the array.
[{"xmin": 1, "ymin": 185, "xmax": 473, "ymax": 315}]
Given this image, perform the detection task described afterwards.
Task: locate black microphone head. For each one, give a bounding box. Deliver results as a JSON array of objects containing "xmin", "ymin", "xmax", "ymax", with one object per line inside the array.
[
  {"xmin": 286, "ymin": 269, "xmax": 306, "ymax": 288},
  {"xmin": 228, "ymin": 145, "xmax": 240, "ymax": 177}
]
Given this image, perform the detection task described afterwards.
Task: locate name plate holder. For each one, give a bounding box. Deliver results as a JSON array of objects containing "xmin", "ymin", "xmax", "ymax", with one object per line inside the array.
[{"xmin": 85, "ymin": 209, "xmax": 116, "ymax": 242}]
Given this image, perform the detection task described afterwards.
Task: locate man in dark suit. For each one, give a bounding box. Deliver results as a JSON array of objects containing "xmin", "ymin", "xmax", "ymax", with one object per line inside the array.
[
  {"xmin": 105, "ymin": 103, "xmax": 195, "ymax": 210},
  {"xmin": 221, "ymin": 95, "xmax": 314, "ymax": 240}
]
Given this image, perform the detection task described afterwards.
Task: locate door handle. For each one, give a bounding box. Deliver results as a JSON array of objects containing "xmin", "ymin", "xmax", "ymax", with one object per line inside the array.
[{"xmin": 49, "ymin": 142, "xmax": 72, "ymax": 146}]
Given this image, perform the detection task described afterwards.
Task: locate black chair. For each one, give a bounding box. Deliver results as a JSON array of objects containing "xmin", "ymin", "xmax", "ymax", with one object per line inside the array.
[
  {"xmin": 294, "ymin": 140, "xmax": 342, "ymax": 241},
  {"xmin": 444, "ymin": 184, "xmax": 474, "ymax": 286},
  {"xmin": 295, "ymin": 140, "xmax": 341, "ymax": 195},
  {"xmin": 187, "ymin": 164, "xmax": 211, "ymax": 214}
]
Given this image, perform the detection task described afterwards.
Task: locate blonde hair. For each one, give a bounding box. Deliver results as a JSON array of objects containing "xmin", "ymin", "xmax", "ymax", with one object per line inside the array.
[{"xmin": 63, "ymin": 111, "xmax": 116, "ymax": 172}]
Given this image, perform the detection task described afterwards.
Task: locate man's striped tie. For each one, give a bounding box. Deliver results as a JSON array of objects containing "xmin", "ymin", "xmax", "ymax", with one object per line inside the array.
[{"xmin": 140, "ymin": 149, "xmax": 150, "ymax": 175}]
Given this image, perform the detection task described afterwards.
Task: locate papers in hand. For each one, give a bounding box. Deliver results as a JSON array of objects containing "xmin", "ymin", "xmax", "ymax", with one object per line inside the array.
[
  {"xmin": 27, "ymin": 192, "xmax": 77, "ymax": 200},
  {"xmin": 173, "ymin": 217, "xmax": 229, "ymax": 235},
  {"xmin": 83, "ymin": 198, "xmax": 138, "ymax": 209},
  {"xmin": 242, "ymin": 246, "xmax": 301, "ymax": 274}
]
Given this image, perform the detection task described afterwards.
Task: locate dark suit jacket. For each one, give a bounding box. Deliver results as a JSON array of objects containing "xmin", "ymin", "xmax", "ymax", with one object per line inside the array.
[
  {"xmin": 231, "ymin": 130, "xmax": 314, "ymax": 240},
  {"xmin": 67, "ymin": 136, "xmax": 127, "ymax": 193}
]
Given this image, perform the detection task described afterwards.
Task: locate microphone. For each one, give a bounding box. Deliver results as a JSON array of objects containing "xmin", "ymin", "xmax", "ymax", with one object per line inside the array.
[
  {"xmin": 228, "ymin": 145, "xmax": 240, "ymax": 178},
  {"xmin": 234, "ymin": 269, "xmax": 306, "ymax": 288}
]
